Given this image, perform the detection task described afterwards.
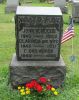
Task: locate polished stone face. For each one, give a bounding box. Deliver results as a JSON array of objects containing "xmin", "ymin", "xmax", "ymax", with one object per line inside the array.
[{"xmin": 15, "ymin": 7, "xmax": 63, "ymax": 61}]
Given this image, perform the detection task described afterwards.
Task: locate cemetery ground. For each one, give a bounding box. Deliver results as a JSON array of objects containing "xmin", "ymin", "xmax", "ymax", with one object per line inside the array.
[{"xmin": 0, "ymin": 2, "xmax": 79, "ymax": 100}]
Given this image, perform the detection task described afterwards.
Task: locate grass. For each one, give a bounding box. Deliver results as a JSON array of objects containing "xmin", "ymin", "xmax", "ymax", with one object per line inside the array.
[{"xmin": 0, "ymin": 1, "xmax": 79, "ymax": 100}]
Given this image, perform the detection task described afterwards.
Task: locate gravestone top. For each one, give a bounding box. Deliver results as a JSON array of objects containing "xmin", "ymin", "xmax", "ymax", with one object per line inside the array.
[
  {"xmin": 16, "ymin": 6, "xmax": 62, "ymax": 15},
  {"xmin": 72, "ymin": 0, "xmax": 79, "ymax": 4},
  {"xmin": 15, "ymin": 7, "xmax": 63, "ymax": 61}
]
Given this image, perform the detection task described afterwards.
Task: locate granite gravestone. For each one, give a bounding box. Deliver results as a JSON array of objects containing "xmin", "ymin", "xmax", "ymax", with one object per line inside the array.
[
  {"xmin": 10, "ymin": 7, "xmax": 66, "ymax": 88},
  {"xmin": 0, "ymin": 0, "xmax": 2, "ymax": 3},
  {"xmin": 54, "ymin": 0, "xmax": 68, "ymax": 13},
  {"xmin": 5, "ymin": 0, "xmax": 19, "ymax": 13},
  {"xmin": 16, "ymin": 7, "xmax": 62, "ymax": 61},
  {"xmin": 72, "ymin": 0, "xmax": 79, "ymax": 22}
]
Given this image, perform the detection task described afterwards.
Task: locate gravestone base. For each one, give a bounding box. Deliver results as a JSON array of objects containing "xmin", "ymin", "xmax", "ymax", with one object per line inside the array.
[
  {"xmin": 60, "ymin": 6, "xmax": 68, "ymax": 13},
  {"xmin": 5, "ymin": 6, "xmax": 17, "ymax": 13},
  {"xmin": 10, "ymin": 54, "xmax": 66, "ymax": 88}
]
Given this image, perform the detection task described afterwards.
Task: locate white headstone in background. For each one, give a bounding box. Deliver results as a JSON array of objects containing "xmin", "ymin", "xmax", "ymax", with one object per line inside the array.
[
  {"xmin": 72, "ymin": 0, "xmax": 79, "ymax": 22},
  {"xmin": 5, "ymin": 0, "xmax": 19, "ymax": 13},
  {"xmin": 54, "ymin": 0, "xmax": 68, "ymax": 13}
]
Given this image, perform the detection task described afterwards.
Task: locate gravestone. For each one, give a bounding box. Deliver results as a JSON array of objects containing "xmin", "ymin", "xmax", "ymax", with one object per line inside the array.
[
  {"xmin": 10, "ymin": 7, "xmax": 66, "ymax": 88},
  {"xmin": 72, "ymin": 0, "xmax": 79, "ymax": 22},
  {"xmin": 5, "ymin": 0, "xmax": 19, "ymax": 13},
  {"xmin": 16, "ymin": 8, "xmax": 62, "ymax": 61},
  {"xmin": 54, "ymin": 0, "xmax": 68, "ymax": 13},
  {"xmin": 0, "ymin": 0, "xmax": 2, "ymax": 3}
]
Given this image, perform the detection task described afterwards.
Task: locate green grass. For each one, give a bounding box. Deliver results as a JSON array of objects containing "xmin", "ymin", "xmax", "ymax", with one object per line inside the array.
[{"xmin": 0, "ymin": 2, "xmax": 79, "ymax": 100}]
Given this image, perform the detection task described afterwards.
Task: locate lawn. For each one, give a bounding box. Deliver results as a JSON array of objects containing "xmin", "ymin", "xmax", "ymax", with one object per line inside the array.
[{"xmin": 0, "ymin": 1, "xmax": 79, "ymax": 100}]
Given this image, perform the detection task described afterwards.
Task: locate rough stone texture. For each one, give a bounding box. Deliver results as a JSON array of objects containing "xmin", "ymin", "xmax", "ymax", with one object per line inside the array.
[{"xmin": 10, "ymin": 54, "xmax": 66, "ymax": 88}]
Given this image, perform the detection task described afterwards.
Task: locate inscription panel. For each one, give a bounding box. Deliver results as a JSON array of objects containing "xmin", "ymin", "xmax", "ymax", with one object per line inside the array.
[{"xmin": 15, "ymin": 15, "xmax": 63, "ymax": 60}]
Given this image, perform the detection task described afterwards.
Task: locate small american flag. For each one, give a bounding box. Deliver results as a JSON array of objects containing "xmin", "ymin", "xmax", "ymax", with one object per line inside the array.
[{"xmin": 61, "ymin": 17, "xmax": 75, "ymax": 44}]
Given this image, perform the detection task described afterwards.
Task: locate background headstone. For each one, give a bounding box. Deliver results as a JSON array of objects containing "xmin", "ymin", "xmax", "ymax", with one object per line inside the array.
[
  {"xmin": 5, "ymin": 0, "xmax": 19, "ymax": 13},
  {"xmin": 54, "ymin": 0, "xmax": 68, "ymax": 13},
  {"xmin": 72, "ymin": 0, "xmax": 79, "ymax": 22},
  {"xmin": 0, "ymin": 0, "xmax": 2, "ymax": 3},
  {"xmin": 10, "ymin": 7, "xmax": 66, "ymax": 88}
]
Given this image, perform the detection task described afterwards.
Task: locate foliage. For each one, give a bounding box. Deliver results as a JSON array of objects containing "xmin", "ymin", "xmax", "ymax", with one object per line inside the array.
[{"xmin": 17, "ymin": 77, "xmax": 58, "ymax": 96}]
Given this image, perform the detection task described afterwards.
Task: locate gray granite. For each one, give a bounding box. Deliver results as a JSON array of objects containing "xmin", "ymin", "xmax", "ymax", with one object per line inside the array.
[
  {"xmin": 15, "ymin": 7, "xmax": 63, "ymax": 61},
  {"xmin": 0, "ymin": 0, "xmax": 2, "ymax": 3},
  {"xmin": 11, "ymin": 54, "xmax": 65, "ymax": 67},
  {"xmin": 10, "ymin": 54, "xmax": 66, "ymax": 88},
  {"xmin": 5, "ymin": 0, "xmax": 19, "ymax": 13},
  {"xmin": 16, "ymin": 6, "xmax": 62, "ymax": 15},
  {"xmin": 54, "ymin": 0, "xmax": 68, "ymax": 13},
  {"xmin": 72, "ymin": 0, "xmax": 79, "ymax": 22},
  {"xmin": 9, "ymin": 7, "xmax": 66, "ymax": 88}
]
